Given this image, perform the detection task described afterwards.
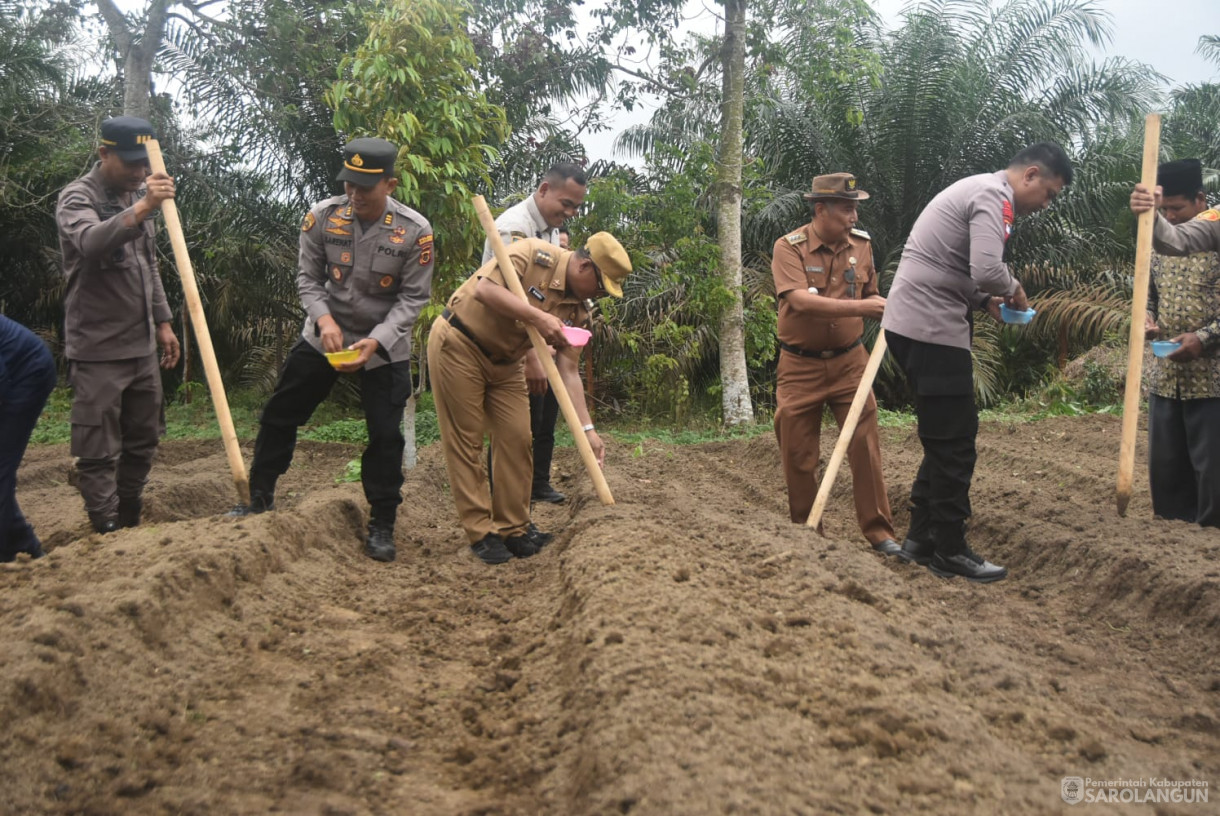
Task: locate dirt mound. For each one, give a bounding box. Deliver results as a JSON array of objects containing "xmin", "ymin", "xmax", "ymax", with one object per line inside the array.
[{"xmin": 3, "ymin": 415, "xmax": 1217, "ymax": 815}]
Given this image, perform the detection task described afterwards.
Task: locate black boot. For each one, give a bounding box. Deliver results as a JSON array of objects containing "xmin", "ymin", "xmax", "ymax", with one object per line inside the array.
[
  {"xmin": 117, "ymin": 496, "xmax": 143, "ymax": 528},
  {"xmin": 364, "ymin": 521, "xmax": 396, "ymax": 562},
  {"xmin": 227, "ymin": 473, "xmax": 277, "ymax": 517},
  {"xmin": 88, "ymin": 513, "xmax": 119, "ymax": 534}
]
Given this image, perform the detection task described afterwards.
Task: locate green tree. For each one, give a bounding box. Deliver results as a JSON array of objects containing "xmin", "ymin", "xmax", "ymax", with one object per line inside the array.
[{"xmin": 327, "ymin": 0, "xmax": 508, "ymax": 294}]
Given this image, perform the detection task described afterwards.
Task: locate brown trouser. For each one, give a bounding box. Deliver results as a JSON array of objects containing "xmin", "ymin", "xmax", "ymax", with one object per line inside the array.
[
  {"xmin": 427, "ymin": 318, "xmax": 532, "ymax": 543},
  {"xmin": 67, "ymin": 354, "xmax": 164, "ymax": 519},
  {"xmin": 773, "ymin": 343, "xmax": 894, "ymax": 543}
]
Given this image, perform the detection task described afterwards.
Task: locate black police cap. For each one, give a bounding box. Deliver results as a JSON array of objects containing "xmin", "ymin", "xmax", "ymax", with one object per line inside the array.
[
  {"xmin": 100, "ymin": 116, "xmax": 156, "ymax": 162},
  {"xmin": 1157, "ymin": 158, "xmax": 1204, "ymax": 199},
  {"xmin": 337, "ymin": 137, "xmax": 398, "ymax": 186}
]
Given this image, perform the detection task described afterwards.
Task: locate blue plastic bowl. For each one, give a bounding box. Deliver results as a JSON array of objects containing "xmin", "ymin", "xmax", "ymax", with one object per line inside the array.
[
  {"xmin": 999, "ymin": 304, "xmax": 1036, "ymax": 324},
  {"xmin": 1151, "ymin": 340, "xmax": 1182, "ymax": 358}
]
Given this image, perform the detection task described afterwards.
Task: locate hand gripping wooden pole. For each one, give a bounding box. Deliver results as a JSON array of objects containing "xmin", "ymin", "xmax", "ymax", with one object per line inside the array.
[
  {"xmin": 472, "ymin": 196, "xmax": 614, "ymax": 505},
  {"xmin": 806, "ymin": 332, "xmax": 888, "ymax": 530},
  {"xmin": 1116, "ymin": 113, "xmax": 1161, "ymax": 517},
  {"xmin": 145, "ymin": 140, "xmax": 250, "ymax": 504}
]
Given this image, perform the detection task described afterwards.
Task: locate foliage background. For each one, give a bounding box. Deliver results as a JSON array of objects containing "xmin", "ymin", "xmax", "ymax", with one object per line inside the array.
[{"xmin": 2, "ymin": 0, "xmax": 1217, "ymax": 425}]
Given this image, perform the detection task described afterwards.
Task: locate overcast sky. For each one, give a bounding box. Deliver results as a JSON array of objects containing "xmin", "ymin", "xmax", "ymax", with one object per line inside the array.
[{"xmin": 585, "ymin": 0, "xmax": 1219, "ymax": 165}]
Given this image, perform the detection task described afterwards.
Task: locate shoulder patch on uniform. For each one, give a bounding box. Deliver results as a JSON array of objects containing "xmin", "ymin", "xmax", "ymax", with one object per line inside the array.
[
  {"xmin": 301, "ymin": 212, "xmax": 316, "ymax": 232},
  {"xmin": 850, "ymin": 227, "xmax": 871, "ymax": 240},
  {"xmin": 534, "ymin": 249, "xmax": 553, "ymax": 267},
  {"xmin": 785, "ymin": 232, "xmax": 807, "ymax": 245},
  {"xmin": 417, "ymin": 234, "xmax": 434, "ymax": 246},
  {"xmin": 509, "ymin": 231, "xmax": 529, "ymax": 243},
  {"xmin": 1198, "ymin": 209, "xmax": 1220, "ymax": 222}
]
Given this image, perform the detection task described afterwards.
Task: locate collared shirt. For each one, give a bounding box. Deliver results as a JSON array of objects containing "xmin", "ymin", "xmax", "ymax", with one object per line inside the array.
[
  {"xmin": 1148, "ymin": 208, "xmax": 1220, "ymax": 399},
  {"xmin": 481, "ymin": 195, "xmax": 557, "ymax": 263},
  {"xmin": 771, "ymin": 222, "xmax": 878, "ymax": 351},
  {"xmin": 882, "ymin": 170, "xmax": 1019, "ymax": 350},
  {"xmin": 55, "ymin": 164, "xmax": 172, "ymax": 361},
  {"xmin": 297, "ymin": 195, "xmax": 434, "ymax": 368},
  {"xmin": 448, "ymin": 238, "xmax": 588, "ymax": 363}
]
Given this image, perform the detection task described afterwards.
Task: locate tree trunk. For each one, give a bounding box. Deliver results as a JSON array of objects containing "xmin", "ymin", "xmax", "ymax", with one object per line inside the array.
[
  {"xmin": 716, "ymin": 0, "xmax": 753, "ymax": 426},
  {"xmin": 96, "ymin": 0, "xmax": 172, "ymax": 119}
]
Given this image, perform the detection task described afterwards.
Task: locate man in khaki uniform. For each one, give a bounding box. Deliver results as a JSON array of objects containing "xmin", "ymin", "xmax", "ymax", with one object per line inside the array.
[
  {"xmin": 56, "ymin": 116, "xmax": 181, "ymax": 533},
  {"xmin": 771, "ymin": 173, "xmax": 899, "ymax": 554},
  {"xmin": 482, "ymin": 163, "xmax": 588, "ymax": 504},
  {"xmin": 229, "ymin": 138, "xmax": 434, "ymax": 563},
  {"xmin": 429, "ymin": 233, "xmax": 630, "ymax": 564}
]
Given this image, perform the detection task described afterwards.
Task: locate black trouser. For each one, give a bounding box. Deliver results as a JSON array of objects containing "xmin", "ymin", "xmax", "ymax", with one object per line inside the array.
[
  {"xmin": 251, "ymin": 340, "xmax": 411, "ymax": 523},
  {"xmin": 1148, "ymin": 393, "xmax": 1220, "ymax": 528},
  {"xmin": 0, "ymin": 316, "xmax": 57, "ymax": 559},
  {"xmin": 530, "ymin": 386, "xmax": 560, "ymax": 490},
  {"xmin": 886, "ymin": 331, "xmax": 978, "ymax": 555}
]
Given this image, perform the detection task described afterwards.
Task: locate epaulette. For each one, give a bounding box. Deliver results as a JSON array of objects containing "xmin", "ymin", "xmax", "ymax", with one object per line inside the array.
[
  {"xmin": 1197, "ymin": 209, "xmax": 1220, "ymax": 222},
  {"xmin": 509, "ymin": 230, "xmax": 529, "ymax": 242},
  {"xmin": 534, "ymin": 249, "xmax": 554, "ymax": 267},
  {"xmin": 785, "ymin": 231, "xmax": 807, "ymax": 245},
  {"xmin": 851, "ymin": 227, "xmax": 871, "ymax": 240}
]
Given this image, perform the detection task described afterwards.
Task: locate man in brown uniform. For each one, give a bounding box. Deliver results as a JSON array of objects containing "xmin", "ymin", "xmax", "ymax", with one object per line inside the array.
[
  {"xmin": 771, "ymin": 173, "xmax": 899, "ymax": 554},
  {"xmin": 56, "ymin": 116, "xmax": 181, "ymax": 533},
  {"xmin": 429, "ymin": 233, "xmax": 630, "ymax": 564}
]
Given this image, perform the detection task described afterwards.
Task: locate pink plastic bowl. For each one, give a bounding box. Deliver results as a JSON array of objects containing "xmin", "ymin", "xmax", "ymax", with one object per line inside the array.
[{"xmin": 561, "ymin": 326, "xmax": 592, "ymax": 347}]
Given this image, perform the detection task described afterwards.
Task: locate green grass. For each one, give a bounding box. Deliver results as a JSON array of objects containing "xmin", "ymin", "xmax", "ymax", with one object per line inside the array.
[{"xmin": 29, "ymin": 385, "xmax": 1126, "ymax": 452}]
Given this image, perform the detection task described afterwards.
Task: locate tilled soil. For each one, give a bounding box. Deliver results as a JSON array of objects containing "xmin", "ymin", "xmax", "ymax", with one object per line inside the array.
[{"xmin": 2, "ymin": 414, "xmax": 1217, "ymax": 815}]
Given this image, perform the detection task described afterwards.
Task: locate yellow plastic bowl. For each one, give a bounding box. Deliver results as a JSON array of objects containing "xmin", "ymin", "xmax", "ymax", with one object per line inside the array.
[{"xmin": 325, "ymin": 349, "xmax": 360, "ymax": 368}]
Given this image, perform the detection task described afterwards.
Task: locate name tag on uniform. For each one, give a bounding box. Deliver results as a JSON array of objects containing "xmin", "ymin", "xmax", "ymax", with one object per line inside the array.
[
  {"xmin": 806, "ymin": 266, "xmax": 823, "ymax": 273},
  {"xmin": 528, "ymin": 286, "xmax": 546, "ymax": 302}
]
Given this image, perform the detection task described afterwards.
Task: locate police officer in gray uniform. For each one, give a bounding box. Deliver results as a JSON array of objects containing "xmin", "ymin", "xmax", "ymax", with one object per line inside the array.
[
  {"xmin": 230, "ymin": 138, "xmax": 434, "ymax": 563},
  {"xmin": 56, "ymin": 116, "xmax": 181, "ymax": 533}
]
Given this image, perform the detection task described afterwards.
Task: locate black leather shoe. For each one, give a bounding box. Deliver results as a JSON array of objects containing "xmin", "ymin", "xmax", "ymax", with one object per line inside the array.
[
  {"xmin": 91, "ymin": 517, "xmax": 119, "ymax": 535},
  {"xmin": 227, "ymin": 492, "xmax": 274, "ymax": 517},
  {"xmin": 871, "ymin": 538, "xmax": 902, "ymax": 556},
  {"xmin": 471, "ymin": 533, "xmax": 513, "ymax": 564},
  {"xmin": 364, "ymin": 524, "xmax": 396, "ymax": 562},
  {"xmin": 526, "ymin": 523, "xmax": 553, "ymax": 548},
  {"xmin": 503, "ymin": 533, "xmax": 539, "ymax": 558},
  {"xmin": 117, "ymin": 496, "xmax": 142, "ymax": 528},
  {"xmin": 531, "ymin": 484, "xmax": 566, "ymax": 504},
  {"xmin": 929, "ymin": 550, "xmax": 1008, "ymax": 583},
  {"xmin": 896, "ymin": 536, "xmax": 935, "ymax": 566}
]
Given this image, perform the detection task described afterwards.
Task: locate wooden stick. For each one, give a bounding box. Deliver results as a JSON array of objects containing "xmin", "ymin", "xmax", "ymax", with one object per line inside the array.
[
  {"xmin": 472, "ymin": 196, "xmax": 614, "ymax": 505},
  {"xmin": 806, "ymin": 333, "xmax": 888, "ymax": 530},
  {"xmin": 145, "ymin": 140, "xmax": 250, "ymax": 504},
  {"xmin": 1116, "ymin": 113, "xmax": 1161, "ymax": 517}
]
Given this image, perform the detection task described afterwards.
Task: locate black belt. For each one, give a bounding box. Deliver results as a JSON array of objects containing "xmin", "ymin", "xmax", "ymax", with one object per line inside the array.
[
  {"xmin": 442, "ymin": 309, "xmax": 511, "ymax": 364},
  {"xmin": 779, "ymin": 337, "xmax": 862, "ymax": 359}
]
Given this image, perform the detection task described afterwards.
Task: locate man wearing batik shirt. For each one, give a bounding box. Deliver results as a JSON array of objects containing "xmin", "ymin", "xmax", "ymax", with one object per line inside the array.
[{"xmin": 1142, "ymin": 159, "xmax": 1220, "ymax": 528}]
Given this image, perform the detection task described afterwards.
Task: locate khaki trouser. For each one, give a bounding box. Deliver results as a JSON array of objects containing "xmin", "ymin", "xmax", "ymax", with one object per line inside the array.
[
  {"xmin": 428, "ymin": 318, "xmax": 532, "ymax": 543},
  {"xmin": 68, "ymin": 355, "xmax": 164, "ymax": 519},
  {"xmin": 773, "ymin": 343, "xmax": 894, "ymax": 544}
]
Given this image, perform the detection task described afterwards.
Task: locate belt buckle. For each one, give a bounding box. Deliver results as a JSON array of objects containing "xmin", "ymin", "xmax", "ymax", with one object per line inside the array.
[{"xmin": 818, "ymin": 349, "xmax": 835, "ymax": 359}]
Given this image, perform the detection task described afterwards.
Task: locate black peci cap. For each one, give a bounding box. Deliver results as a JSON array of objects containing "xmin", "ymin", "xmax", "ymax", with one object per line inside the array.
[{"xmin": 1157, "ymin": 158, "xmax": 1204, "ymax": 199}]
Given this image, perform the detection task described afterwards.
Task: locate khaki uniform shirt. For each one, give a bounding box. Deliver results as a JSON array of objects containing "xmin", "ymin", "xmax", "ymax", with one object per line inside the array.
[
  {"xmin": 772, "ymin": 223, "xmax": 879, "ymax": 351},
  {"xmin": 883, "ymin": 170, "xmax": 1019, "ymax": 349},
  {"xmin": 56, "ymin": 164, "xmax": 172, "ymax": 361},
  {"xmin": 481, "ymin": 195, "xmax": 557, "ymax": 264},
  {"xmin": 1148, "ymin": 208, "xmax": 1220, "ymax": 399},
  {"xmin": 447, "ymin": 238, "xmax": 588, "ymax": 363},
  {"xmin": 298, "ymin": 195, "xmax": 434, "ymax": 368}
]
